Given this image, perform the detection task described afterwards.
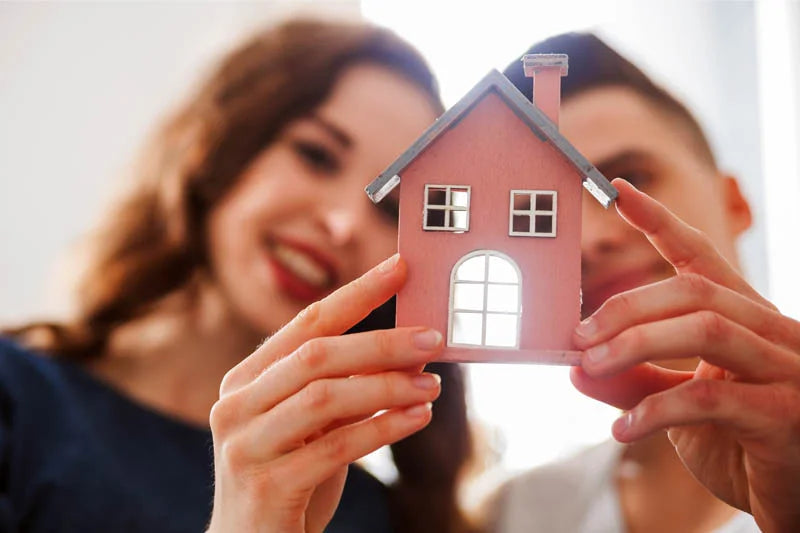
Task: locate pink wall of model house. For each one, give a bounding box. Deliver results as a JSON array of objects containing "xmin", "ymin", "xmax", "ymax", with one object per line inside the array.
[{"xmin": 396, "ymin": 90, "xmax": 582, "ymax": 357}]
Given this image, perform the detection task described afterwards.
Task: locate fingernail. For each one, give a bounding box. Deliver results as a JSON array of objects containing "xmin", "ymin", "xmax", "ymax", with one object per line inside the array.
[
  {"xmin": 575, "ymin": 316, "xmax": 598, "ymax": 338},
  {"xmin": 584, "ymin": 343, "xmax": 609, "ymax": 365},
  {"xmin": 412, "ymin": 373, "xmax": 440, "ymax": 390},
  {"xmin": 378, "ymin": 253, "xmax": 400, "ymax": 274},
  {"xmin": 404, "ymin": 403, "xmax": 432, "ymax": 418},
  {"xmin": 613, "ymin": 411, "xmax": 634, "ymax": 437},
  {"xmin": 413, "ymin": 329, "xmax": 442, "ymax": 350}
]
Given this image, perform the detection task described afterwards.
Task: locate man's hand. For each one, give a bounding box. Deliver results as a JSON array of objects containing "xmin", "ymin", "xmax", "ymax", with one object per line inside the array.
[{"xmin": 572, "ymin": 178, "xmax": 800, "ymax": 533}]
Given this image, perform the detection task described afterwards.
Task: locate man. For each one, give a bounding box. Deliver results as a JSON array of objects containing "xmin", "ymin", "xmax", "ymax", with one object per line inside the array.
[{"xmin": 490, "ymin": 33, "xmax": 800, "ymax": 533}]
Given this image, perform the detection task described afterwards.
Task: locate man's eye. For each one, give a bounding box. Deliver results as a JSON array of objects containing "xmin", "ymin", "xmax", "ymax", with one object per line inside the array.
[
  {"xmin": 616, "ymin": 170, "xmax": 652, "ymax": 189},
  {"xmin": 293, "ymin": 141, "xmax": 340, "ymax": 174}
]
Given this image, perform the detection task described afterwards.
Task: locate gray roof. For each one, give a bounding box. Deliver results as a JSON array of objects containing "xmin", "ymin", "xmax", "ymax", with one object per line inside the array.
[{"xmin": 365, "ymin": 69, "xmax": 617, "ymax": 208}]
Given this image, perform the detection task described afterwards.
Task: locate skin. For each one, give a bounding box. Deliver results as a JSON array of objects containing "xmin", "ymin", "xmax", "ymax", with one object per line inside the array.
[
  {"xmin": 88, "ymin": 64, "xmax": 444, "ymax": 532},
  {"xmin": 206, "ymin": 63, "xmax": 437, "ymax": 335},
  {"xmin": 561, "ymin": 87, "xmax": 800, "ymax": 533},
  {"xmin": 205, "ymin": 65, "xmax": 446, "ymax": 532}
]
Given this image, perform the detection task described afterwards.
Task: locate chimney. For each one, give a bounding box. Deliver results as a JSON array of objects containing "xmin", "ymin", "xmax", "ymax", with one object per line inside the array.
[{"xmin": 523, "ymin": 54, "xmax": 568, "ymax": 127}]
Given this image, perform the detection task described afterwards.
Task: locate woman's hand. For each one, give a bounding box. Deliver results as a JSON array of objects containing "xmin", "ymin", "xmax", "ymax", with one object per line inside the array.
[
  {"xmin": 572, "ymin": 179, "xmax": 800, "ymax": 533},
  {"xmin": 206, "ymin": 254, "xmax": 443, "ymax": 533}
]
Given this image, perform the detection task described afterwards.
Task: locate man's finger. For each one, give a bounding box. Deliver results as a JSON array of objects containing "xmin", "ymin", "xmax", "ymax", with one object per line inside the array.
[
  {"xmin": 574, "ymin": 273, "xmax": 800, "ymax": 353},
  {"xmin": 613, "ymin": 178, "xmax": 774, "ymax": 309},
  {"xmin": 570, "ymin": 364, "xmax": 693, "ymax": 410},
  {"xmin": 580, "ymin": 311, "xmax": 800, "ymax": 382}
]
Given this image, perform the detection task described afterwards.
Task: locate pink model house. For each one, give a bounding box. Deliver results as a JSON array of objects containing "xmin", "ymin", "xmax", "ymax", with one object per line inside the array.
[{"xmin": 366, "ymin": 55, "xmax": 617, "ymax": 364}]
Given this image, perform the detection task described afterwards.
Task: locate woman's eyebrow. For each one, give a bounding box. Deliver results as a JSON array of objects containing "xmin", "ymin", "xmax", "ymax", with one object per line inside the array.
[{"xmin": 309, "ymin": 114, "xmax": 353, "ymax": 149}]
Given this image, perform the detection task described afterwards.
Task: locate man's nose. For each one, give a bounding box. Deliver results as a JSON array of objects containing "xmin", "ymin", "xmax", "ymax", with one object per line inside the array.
[{"xmin": 581, "ymin": 189, "xmax": 632, "ymax": 260}]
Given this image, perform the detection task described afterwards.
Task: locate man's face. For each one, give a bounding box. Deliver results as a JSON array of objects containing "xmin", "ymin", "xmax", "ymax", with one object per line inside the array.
[{"xmin": 560, "ymin": 86, "xmax": 751, "ymax": 321}]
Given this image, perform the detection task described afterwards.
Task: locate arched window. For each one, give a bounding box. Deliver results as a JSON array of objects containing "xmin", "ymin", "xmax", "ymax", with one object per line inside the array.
[{"xmin": 448, "ymin": 250, "xmax": 522, "ymax": 348}]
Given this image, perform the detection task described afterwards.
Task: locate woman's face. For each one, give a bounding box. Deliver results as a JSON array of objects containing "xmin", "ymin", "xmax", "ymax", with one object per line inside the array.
[{"xmin": 207, "ymin": 63, "xmax": 439, "ymax": 335}]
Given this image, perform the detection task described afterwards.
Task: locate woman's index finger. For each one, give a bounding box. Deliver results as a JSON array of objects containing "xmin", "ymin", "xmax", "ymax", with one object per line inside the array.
[
  {"xmin": 612, "ymin": 178, "xmax": 774, "ymax": 310},
  {"xmin": 223, "ymin": 254, "xmax": 407, "ymax": 392}
]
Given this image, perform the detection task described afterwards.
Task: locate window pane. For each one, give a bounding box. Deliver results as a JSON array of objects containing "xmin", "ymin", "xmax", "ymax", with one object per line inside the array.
[
  {"xmin": 427, "ymin": 187, "xmax": 447, "ymax": 206},
  {"xmin": 535, "ymin": 193, "xmax": 554, "ymax": 211},
  {"xmin": 512, "ymin": 214, "xmax": 530, "ymax": 233},
  {"xmin": 425, "ymin": 209, "xmax": 446, "ymax": 228},
  {"xmin": 513, "ymin": 192, "xmax": 531, "ymax": 211},
  {"xmin": 488, "ymin": 255, "xmax": 518, "ymax": 283},
  {"xmin": 486, "ymin": 283, "xmax": 519, "ymax": 312},
  {"xmin": 451, "ymin": 189, "xmax": 469, "ymax": 208},
  {"xmin": 452, "ymin": 312, "xmax": 483, "ymax": 345},
  {"xmin": 453, "ymin": 282, "xmax": 484, "ymax": 311},
  {"xmin": 534, "ymin": 214, "xmax": 553, "ymax": 234},
  {"xmin": 451, "ymin": 210, "xmax": 468, "ymax": 230},
  {"xmin": 455, "ymin": 255, "xmax": 485, "ymax": 281},
  {"xmin": 485, "ymin": 313, "xmax": 518, "ymax": 347}
]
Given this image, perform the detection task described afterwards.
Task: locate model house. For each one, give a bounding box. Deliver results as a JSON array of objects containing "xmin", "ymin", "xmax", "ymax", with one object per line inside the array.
[{"xmin": 366, "ymin": 54, "xmax": 617, "ymax": 364}]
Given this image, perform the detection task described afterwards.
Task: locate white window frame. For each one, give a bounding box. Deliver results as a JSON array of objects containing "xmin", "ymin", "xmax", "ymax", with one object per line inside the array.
[
  {"xmin": 509, "ymin": 189, "xmax": 557, "ymax": 237},
  {"xmin": 423, "ymin": 184, "xmax": 471, "ymax": 232},
  {"xmin": 447, "ymin": 250, "xmax": 522, "ymax": 349}
]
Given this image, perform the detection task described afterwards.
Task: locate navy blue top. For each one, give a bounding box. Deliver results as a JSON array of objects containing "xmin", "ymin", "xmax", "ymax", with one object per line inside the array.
[{"xmin": 0, "ymin": 337, "xmax": 392, "ymax": 533}]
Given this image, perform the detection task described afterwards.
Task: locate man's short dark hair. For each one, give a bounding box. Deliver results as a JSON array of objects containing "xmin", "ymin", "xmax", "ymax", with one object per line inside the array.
[{"xmin": 503, "ymin": 32, "xmax": 717, "ymax": 168}]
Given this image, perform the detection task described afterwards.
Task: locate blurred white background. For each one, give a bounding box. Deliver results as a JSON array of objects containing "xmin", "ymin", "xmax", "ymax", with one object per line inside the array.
[{"xmin": 2, "ymin": 0, "xmax": 798, "ymax": 505}]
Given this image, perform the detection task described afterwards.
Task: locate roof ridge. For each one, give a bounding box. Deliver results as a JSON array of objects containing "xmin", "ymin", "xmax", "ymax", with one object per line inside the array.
[{"xmin": 365, "ymin": 68, "xmax": 617, "ymax": 208}]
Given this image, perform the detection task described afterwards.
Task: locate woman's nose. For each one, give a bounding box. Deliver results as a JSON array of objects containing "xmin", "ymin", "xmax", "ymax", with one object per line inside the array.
[{"xmin": 321, "ymin": 207, "xmax": 358, "ymax": 247}]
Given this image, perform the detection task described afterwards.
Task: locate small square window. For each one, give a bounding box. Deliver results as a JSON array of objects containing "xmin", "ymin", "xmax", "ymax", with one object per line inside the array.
[
  {"xmin": 426, "ymin": 209, "xmax": 446, "ymax": 228},
  {"xmin": 535, "ymin": 193, "xmax": 554, "ymax": 211},
  {"xmin": 512, "ymin": 215, "xmax": 530, "ymax": 233},
  {"xmin": 485, "ymin": 313, "xmax": 518, "ymax": 347},
  {"xmin": 534, "ymin": 214, "xmax": 553, "ymax": 234},
  {"xmin": 451, "ymin": 189, "xmax": 470, "ymax": 208},
  {"xmin": 486, "ymin": 284, "xmax": 519, "ymax": 313},
  {"xmin": 509, "ymin": 189, "xmax": 557, "ymax": 237},
  {"xmin": 423, "ymin": 184, "xmax": 470, "ymax": 232},
  {"xmin": 451, "ymin": 210, "xmax": 468, "ymax": 230},
  {"xmin": 453, "ymin": 283, "xmax": 484, "ymax": 311},
  {"xmin": 513, "ymin": 193, "xmax": 531, "ymax": 211},
  {"xmin": 452, "ymin": 312, "xmax": 482, "ymax": 345},
  {"xmin": 427, "ymin": 188, "xmax": 447, "ymax": 205}
]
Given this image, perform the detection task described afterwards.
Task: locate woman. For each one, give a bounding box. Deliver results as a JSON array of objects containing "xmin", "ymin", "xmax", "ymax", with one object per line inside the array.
[{"xmin": 2, "ymin": 18, "xmax": 473, "ymax": 533}]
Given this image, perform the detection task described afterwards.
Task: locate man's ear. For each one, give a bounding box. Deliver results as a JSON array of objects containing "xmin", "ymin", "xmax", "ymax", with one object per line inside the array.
[{"xmin": 720, "ymin": 173, "xmax": 753, "ymax": 236}]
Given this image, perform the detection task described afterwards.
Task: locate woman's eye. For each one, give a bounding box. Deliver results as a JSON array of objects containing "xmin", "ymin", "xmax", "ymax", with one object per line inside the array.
[{"xmin": 293, "ymin": 141, "xmax": 340, "ymax": 174}]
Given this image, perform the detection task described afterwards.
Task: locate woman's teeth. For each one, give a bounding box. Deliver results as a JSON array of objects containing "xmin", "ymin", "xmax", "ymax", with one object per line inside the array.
[{"xmin": 272, "ymin": 243, "xmax": 330, "ymax": 287}]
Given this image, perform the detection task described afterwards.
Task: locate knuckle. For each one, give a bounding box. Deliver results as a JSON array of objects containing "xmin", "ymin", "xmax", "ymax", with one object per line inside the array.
[
  {"xmin": 677, "ymin": 273, "xmax": 713, "ymax": 303},
  {"xmin": 209, "ymin": 397, "xmax": 237, "ymax": 435},
  {"xmin": 695, "ymin": 229, "xmax": 715, "ymax": 251},
  {"xmin": 303, "ymin": 380, "xmax": 332, "ymax": 411},
  {"xmin": 219, "ymin": 436, "xmax": 248, "ymax": 471},
  {"xmin": 619, "ymin": 325, "xmax": 646, "ymax": 354},
  {"xmin": 697, "ymin": 310, "xmax": 727, "ymax": 343},
  {"xmin": 296, "ymin": 338, "xmax": 328, "ymax": 372},
  {"xmin": 374, "ymin": 329, "xmax": 395, "ymax": 357},
  {"xmin": 218, "ymin": 369, "xmax": 239, "ymax": 397},
  {"xmin": 636, "ymin": 396, "xmax": 659, "ymax": 425},
  {"xmin": 686, "ymin": 380, "xmax": 721, "ymax": 411},
  {"xmin": 320, "ymin": 431, "xmax": 349, "ymax": 461},
  {"xmin": 378, "ymin": 372, "xmax": 400, "ymax": 400},
  {"xmin": 294, "ymin": 300, "xmax": 323, "ymax": 331},
  {"xmin": 609, "ymin": 290, "xmax": 636, "ymax": 317}
]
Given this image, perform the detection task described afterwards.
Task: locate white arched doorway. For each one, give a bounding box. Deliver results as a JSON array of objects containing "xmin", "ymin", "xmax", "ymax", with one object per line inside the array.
[{"xmin": 448, "ymin": 250, "xmax": 522, "ymax": 348}]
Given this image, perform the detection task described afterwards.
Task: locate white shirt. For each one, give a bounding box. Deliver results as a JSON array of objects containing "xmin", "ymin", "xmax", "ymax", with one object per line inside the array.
[{"xmin": 491, "ymin": 440, "xmax": 760, "ymax": 533}]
